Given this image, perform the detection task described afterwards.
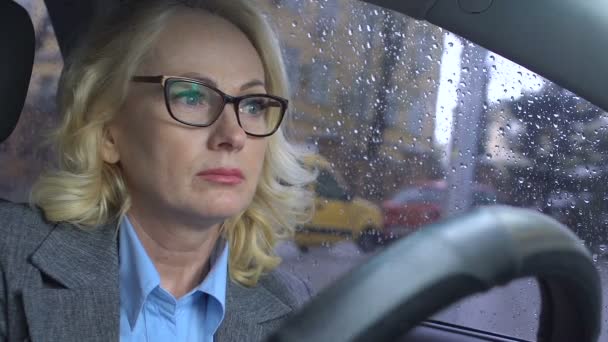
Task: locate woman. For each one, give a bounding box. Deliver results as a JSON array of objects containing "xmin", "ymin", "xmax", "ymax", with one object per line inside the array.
[{"xmin": 0, "ymin": 0, "xmax": 315, "ymax": 341}]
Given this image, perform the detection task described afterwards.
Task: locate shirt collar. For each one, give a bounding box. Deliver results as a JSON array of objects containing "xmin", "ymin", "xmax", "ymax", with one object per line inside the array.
[
  {"xmin": 119, "ymin": 215, "xmax": 159, "ymax": 329},
  {"xmin": 119, "ymin": 216, "xmax": 229, "ymax": 329},
  {"xmin": 198, "ymin": 236, "xmax": 229, "ymax": 334}
]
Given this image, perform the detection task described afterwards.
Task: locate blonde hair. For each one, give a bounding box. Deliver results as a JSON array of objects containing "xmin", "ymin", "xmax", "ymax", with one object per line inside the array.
[{"xmin": 31, "ymin": 0, "xmax": 315, "ymax": 286}]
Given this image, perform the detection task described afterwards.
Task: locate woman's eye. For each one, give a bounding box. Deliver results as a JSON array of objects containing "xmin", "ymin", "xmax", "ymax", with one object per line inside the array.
[
  {"xmin": 174, "ymin": 90, "xmax": 205, "ymax": 106},
  {"xmin": 242, "ymin": 99, "xmax": 268, "ymax": 115}
]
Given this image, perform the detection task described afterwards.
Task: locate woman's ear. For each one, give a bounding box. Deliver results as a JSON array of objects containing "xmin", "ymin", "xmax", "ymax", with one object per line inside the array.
[{"xmin": 101, "ymin": 125, "xmax": 121, "ymax": 164}]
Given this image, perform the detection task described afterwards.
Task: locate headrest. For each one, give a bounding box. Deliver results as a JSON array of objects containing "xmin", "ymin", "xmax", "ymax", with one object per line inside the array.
[{"xmin": 0, "ymin": 1, "xmax": 35, "ymax": 143}]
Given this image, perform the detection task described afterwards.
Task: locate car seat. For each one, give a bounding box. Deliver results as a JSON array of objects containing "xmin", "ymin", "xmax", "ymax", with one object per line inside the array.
[{"xmin": 0, "ymin": 1, "xmax": 35, "ymax": 143}]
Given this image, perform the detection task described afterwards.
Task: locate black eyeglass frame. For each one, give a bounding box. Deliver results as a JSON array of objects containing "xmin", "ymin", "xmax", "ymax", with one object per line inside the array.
[{"xmin": 131, "ymin": 75, "xmax": 288, "ymax": 137}]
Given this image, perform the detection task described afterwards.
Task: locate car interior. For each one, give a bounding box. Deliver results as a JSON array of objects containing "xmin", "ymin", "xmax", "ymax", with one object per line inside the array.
[{"xmin": 1, "ymin": 0, "xmax": 605, "ymax": 341}]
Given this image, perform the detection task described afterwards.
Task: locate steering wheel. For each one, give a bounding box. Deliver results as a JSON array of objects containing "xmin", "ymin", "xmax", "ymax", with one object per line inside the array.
[{"xmin": 267, "ymin": 206, "xmax": 602, "ymax": 342}]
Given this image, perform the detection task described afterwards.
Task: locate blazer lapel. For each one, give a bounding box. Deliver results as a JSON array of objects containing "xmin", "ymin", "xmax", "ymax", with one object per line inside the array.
[
  {"xmin": 216, "ymin": 278, "xmax": 292, "ymax": 342},
  {"xmin": 22, "ymin": 287, "xmax": 118, "ymax": 342},
  {"xmin": 22, "ymin": 221, "xmax": 119, "ymax": 342},
  {"xmin": 19, "ymin": 219, "xmax": 293, "ymax": 342}
]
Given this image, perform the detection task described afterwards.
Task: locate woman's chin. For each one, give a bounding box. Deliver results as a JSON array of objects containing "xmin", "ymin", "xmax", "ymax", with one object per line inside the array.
[
  {"xmin": 193, "ymin": 201, "xmax": 249, "ymax": 220},
  {"xmin": 182, "ymin": 191, "xmax": 254, "ymax": 220}
]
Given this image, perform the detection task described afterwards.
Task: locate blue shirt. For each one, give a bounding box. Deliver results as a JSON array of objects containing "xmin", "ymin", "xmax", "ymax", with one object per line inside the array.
[{"xmin": 119, "ymin": 216, "xmax": 228, "ymax": 341}]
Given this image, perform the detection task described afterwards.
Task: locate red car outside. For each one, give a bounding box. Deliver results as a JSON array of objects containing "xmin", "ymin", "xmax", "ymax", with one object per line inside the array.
[{"xmin": 382, "ymin": 181, "xmax": 497, "ymax": 241}]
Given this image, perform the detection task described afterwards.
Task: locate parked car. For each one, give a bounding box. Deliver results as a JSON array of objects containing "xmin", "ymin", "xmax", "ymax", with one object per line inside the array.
[
  {"xmin": 382, "ymin": 180, "xmax": 497, "ymax": 241},
  {"xmin": 295, "ymin": 155, "xmax": 383, "ymax": 252}
]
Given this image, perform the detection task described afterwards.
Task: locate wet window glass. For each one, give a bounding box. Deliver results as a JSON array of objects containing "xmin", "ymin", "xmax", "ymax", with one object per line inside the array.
[
  {"xmin": 0, "ymin": 0, "xmax": 62, "ymax": 203},
  {"xmin": 316, "ymin": 170, "xmax": 349, "ymax": 201},
  {"xmin": 258, "ymin": 0, "xmax": 608, "ymax": 340}
]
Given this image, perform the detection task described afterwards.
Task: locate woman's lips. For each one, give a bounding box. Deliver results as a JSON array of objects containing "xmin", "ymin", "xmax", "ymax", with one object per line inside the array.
[{"xmin": 197, "ymin": 168, "xmax": 244, "ymax": 185}]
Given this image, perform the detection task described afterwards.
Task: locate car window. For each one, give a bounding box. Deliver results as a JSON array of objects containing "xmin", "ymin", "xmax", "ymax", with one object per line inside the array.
[
  {"xmin": 392, "ymin": 188, "xmax": 442, "ymax": 204},
  {"xmin": 0, "ymin": 0, "xmax": 62, "ymax": 202},
  {"xmin": 316, "ymin": 169, "xmax": 349, "ymax": 201},
  {"xmin": 260, "ymin": 1, "xmax": 608, "ymax": 341},
  {"xmin": 472, "ymin": 188, "xmax": 497, "ymax": 206}
]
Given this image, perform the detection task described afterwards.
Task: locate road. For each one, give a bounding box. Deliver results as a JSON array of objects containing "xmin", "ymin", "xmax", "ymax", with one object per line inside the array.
[{"xmin": 277, "ymin": 241, "xmax": 608, "ymax": 341}]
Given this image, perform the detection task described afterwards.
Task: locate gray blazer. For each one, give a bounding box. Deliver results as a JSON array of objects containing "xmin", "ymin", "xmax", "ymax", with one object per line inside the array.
[{"xmin": 0, "ymin": 200, "xmax": 311, "ymax": 342}]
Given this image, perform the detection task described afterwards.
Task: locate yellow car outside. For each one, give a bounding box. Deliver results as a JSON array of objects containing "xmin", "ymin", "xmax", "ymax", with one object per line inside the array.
[{"xmin": 295, "ymin": 156, "xmax": 384, "ymax": 252}]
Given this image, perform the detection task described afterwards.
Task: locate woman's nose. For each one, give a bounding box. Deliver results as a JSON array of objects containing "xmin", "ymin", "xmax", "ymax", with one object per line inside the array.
[{"xmin": 207, "ymin": 104, "xmax": 246, "ymax": 151}]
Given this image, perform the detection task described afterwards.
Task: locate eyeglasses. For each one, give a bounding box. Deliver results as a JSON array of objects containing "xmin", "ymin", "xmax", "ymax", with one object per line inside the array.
[{"xmin": 131, "ymin": 75, "xmax": 288, "ymax": 137}]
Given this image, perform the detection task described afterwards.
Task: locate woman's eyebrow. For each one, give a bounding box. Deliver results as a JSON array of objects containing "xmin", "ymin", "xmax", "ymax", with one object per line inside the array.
[
  {"xmin": 179, "ymin": 72, "xmax": 217, "ymax": 87},
  {"xmin": 179, "ymin": 73, "xmax": 265, "ymax": 91},
  {"xmin": 240, "ymin": 79, "xmax": 265, "ymax": 91}
]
